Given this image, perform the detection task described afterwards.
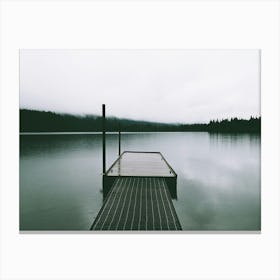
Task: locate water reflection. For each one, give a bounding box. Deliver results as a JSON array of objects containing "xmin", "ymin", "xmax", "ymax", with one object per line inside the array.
[{"xmin": 20, "ymin": 132, "xmax": 260, "ymax": 230}]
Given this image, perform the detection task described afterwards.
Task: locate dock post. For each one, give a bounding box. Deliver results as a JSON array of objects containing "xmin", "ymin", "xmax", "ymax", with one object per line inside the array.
[
  {"xmin": 118, "ymin": 123, "xmax": 121, "ymax": 156},
  {"xmin": 102, "ymin": 104, "xmax": 106, "ymax": 175}
]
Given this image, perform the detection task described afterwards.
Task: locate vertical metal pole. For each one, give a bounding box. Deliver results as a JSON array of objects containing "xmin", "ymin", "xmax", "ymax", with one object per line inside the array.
[
  {"xmin": 118, "ymin": 123, "xmax": 121, "ymax": 156},
  {"xmin": 102, "ymin": 104, "xmax": 106, "ymax": 175}
]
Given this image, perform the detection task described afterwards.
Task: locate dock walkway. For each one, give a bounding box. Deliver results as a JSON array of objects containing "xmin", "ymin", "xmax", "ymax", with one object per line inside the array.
[{"xmin": 91, "ymin": 151, "xmax": 181, "ymax": 231}]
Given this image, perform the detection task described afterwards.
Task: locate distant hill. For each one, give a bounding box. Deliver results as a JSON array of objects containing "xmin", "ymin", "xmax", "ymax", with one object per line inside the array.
[{"xmin": 20, "ymin": 109, "xmax": 260, "ymax": 133}]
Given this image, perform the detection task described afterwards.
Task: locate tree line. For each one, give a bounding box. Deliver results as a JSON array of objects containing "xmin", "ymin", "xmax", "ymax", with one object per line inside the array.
[{"xmin": 20, "ymin": 109, "xmax": 260, "ymax": 133}]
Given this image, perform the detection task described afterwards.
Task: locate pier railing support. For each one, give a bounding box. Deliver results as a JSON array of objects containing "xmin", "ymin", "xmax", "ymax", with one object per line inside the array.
[
  {"xmin": 102, "ymin": 104, "xmax": 106, "ymax": 175},
  {"xmin": 118, "ymin": 124, "xmax": 121, "ymax": 156}
]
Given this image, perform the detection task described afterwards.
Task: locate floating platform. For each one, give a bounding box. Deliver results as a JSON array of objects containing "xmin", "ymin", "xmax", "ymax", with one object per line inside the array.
[
  {"xmin": 103, "ymin": 151, "xmax": 178, "ymax": 199},
  {"xmin": 90, "ymin": 151, "xmax": 181, "ymax": 231},
  {"xmin": 106, "ymin": 151, "xmax": 176, "ymax": 177}
]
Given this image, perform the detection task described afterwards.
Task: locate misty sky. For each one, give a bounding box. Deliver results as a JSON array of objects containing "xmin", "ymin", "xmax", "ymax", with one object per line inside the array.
[{"xmin": 20, "ymin": 49, "xmax": 260, "ymax": 123}]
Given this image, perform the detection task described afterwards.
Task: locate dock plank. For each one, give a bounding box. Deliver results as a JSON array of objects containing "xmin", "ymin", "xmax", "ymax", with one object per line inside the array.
[{"xmin": 91, "ymin": 177, "xmax": 181, "ymax": 231}]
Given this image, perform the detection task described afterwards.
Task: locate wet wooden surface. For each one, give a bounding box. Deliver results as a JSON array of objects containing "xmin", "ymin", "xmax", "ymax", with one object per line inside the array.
[
  {"xmin": 106, "ymin": 151, "xmax": 176, "ymax": 177},
  {"xmin": 91, "ymin": 177, "xmax": 181, "ymax": 231}
]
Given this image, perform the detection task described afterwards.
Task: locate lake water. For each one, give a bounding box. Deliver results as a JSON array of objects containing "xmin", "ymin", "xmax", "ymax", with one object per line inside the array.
[{"xmin": 20, "ymin": 132, "xmax": 260, "ymax": 231}]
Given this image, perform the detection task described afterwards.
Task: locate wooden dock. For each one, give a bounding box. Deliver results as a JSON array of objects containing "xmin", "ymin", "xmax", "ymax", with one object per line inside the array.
[
  {"xmin": 91, "ymin": 151, "xmax": 181, "ymax": 231},
  {"xmin": 106, "ymin": 151, "xmax": 176, "ymax": 177},
  {"xmin": 103, "ymin": 151, "xmax": 178, "ymax": 199}
]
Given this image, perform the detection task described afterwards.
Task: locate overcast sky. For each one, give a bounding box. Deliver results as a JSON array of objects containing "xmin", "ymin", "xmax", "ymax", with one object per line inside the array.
[{"xmin": 20, "ymin": 49, "xmax": 260, "ymax": 124}]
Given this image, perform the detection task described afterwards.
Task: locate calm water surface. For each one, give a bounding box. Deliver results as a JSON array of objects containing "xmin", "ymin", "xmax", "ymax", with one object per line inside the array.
[{"xmin": 20, "ymin": 132, "xmax": 260, "ymax": 231}]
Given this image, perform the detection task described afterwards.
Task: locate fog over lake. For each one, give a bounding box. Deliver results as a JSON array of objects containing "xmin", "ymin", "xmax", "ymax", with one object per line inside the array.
[{"xmin": 20, "ymin": 49, "xmax": 260, "ymax": 123}]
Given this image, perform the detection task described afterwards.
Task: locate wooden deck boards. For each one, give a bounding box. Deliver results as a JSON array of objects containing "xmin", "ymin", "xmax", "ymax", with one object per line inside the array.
[
  {"xmin": 91, "ymin": 177, "xmax": 181, "ymax": 231},
  {"xmin": 106, "ymin": 151, "xmax": 176, "ymax": 177}
]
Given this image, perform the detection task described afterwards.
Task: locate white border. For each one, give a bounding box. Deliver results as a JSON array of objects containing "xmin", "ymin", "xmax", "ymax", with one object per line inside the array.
[{"xmin": 1, "ymin": 1, "xmax": 279, "ymax": 279}]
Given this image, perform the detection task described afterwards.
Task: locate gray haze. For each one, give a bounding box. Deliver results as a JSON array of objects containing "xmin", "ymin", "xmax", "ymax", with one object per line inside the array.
[{"xmin": 20, "ymin": 50, "xmax": 260, "ymax": 123}]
